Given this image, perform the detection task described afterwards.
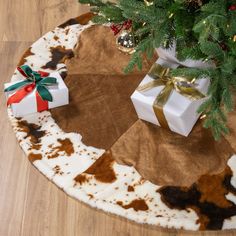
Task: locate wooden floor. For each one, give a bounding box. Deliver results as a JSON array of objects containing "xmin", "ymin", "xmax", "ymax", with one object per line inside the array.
[{"xmin": 0, "ymin": 1, "xmax": 235, "ymax": 235}]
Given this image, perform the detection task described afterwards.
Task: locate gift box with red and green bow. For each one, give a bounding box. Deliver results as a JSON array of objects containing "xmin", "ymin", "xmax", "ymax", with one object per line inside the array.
[{"xmin": 4, "ymin": 65, "xmax": 69, "ymax": 117}]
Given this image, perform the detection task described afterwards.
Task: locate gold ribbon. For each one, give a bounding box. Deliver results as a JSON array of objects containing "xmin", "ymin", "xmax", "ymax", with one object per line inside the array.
[{"xmin": 137, "ymin": 64, "xmax": 205, "ymax": 130}]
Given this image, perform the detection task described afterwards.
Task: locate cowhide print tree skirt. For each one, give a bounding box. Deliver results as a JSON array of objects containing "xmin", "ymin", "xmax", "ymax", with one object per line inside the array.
[{"xmin": 7, "ymin": 12, "xmax": 236, "ymax": 231}]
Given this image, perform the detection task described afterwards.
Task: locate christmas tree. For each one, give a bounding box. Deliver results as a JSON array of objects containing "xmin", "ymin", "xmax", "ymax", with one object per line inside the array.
[{"xmin": 79, "ymin": 0, "xmax": 236, "ymax": 140}]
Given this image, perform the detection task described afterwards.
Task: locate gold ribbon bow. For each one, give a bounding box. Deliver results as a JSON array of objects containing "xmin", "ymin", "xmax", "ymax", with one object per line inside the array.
[{"xmin": 137, "ymin": 64, "xmax": 205, "ymax": 130}]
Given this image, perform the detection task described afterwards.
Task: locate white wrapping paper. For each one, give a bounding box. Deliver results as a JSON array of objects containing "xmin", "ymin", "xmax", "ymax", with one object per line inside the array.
[
  {"xmin": 156, "ymin": 44, "xmax": 215, "ymax": 69},
  {"xmin": 5, "ymin": 72, "xmax": 69, "ymax": 117},
  {"xmin": 131, "ymin": 48, "xmax": 212, "ymax": 136}
]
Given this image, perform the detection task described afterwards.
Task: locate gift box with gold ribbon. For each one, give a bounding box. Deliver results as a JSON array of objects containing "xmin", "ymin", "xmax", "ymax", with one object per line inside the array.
[{"xmin": 131, "ymin": 61, "xmax": 210, "ymax": 136}]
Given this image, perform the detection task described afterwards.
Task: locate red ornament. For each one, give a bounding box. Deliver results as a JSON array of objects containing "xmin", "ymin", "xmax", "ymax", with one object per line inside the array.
[
  {"xmin": 123, "ymin": 19, "xmax": 132, "ymax": 30},
  {"xmin": 110, "ymin": 24, "xmax": 122, "ymax": 35},
  {"xmin": 110, "ymin": 20, "xmax": 132, "ymax": 35},
  {"xmin": 229, "ymin": 5, "xmax": 236, "ymax": 11}
]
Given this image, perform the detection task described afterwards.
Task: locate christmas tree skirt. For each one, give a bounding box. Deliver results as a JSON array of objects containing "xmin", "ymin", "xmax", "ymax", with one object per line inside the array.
[{"xmin": 8, "ymin": 13, "xmax": 236, "ymax": 231}]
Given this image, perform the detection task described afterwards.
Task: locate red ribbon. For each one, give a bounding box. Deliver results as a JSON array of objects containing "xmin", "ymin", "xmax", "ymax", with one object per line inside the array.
[
  {"xmin": 110, "ymin": 20, "xmax": 132, "ymax": 35},
  {"xmin": 7, "ymin": 69, "xmax": 50, "ymax": 112},
  {"xmin": 36, "ymin": 71, "xmax": 50, "ymax": 112},
  {"xmin": 36, "ymin": 91, "xmax": 49, "ymax": 112},
  {"xmin": 38, "ymin": 71, "xmax": 50, "ymax": 77},
  {"xmin": 7, "ymin": 83, "xmax": 36, "ymax": 106}
]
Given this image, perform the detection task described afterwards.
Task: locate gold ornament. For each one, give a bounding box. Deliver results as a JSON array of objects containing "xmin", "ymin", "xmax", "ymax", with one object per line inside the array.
[
  {"xmin": 233, "ymin": 35, "xmax": 236, "ymax": 42},
  {"xmin": 116, "ymin": 30, "xmax": 136, "ymax": 54},
  {"xmin": 144, "ymin": 0, "xmax": 153, "ymax": 6}
]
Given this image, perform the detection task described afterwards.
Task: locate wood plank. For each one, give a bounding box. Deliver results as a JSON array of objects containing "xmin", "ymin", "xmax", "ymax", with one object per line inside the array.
[
  {"xmin": 0, "ymin": 0, "xmax": 42, "ymax": 42},
  {"xmin": 41, "ymin": 0, "xmax": 89, "ymax": 34},
  {"xmin": 0, "ymin": 42, "xmax": 32, "ymax": 236},
  {"xmin": 0, "ymin": 1, "xmax": 235, "ymax": 235},
  {"xmin": 0, "ymin": 1, "xmax": 89, "ymax": 42}
]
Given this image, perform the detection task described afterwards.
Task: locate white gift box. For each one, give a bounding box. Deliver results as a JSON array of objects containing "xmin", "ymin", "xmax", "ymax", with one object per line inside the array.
[
  {"xmin": 5, "ymin": 72, "xmax": 69, "ymax": 117},
  {"xmin": 131, "ymin": 60, "xmax": 210, "ymax": 136},
  {"xmin": 156, "ymin": 44, "xmax": 215, "ymax": 69}
]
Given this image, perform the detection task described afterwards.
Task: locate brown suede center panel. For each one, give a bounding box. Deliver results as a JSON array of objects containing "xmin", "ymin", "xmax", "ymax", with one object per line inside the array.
[
  {"xmin": 51, "ymin": 25, "xmax": 156, "ymax": 149},
  {"xmin": 111, "ymin": 119, "xmax": 235, "ymax": 187},
  {"xmin": 50, "ymin": 24, "xmax": 236, "ymax": 187}
]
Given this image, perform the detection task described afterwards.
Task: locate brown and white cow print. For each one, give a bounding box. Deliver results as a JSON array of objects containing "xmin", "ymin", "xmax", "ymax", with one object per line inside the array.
[{"xmin": 6, "ymin": 12, "xmax": 236, "ymax": 231}]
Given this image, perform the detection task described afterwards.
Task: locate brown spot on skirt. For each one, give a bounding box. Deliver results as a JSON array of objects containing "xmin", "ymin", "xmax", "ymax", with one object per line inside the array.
[
  {"xmin": 65, "ymin": 28, "xmax": 70, "ymax": 35},
  {"xmin": 28, "ymin": 153, "xmax": 42, "ymax": 163},
  {"xmin": 128, "ymin": 185, "xmax": 135, "ymax": 192},
  {"xmin": 31, "ymin": 143, "xmax": 42, "ymax": 150},
  {"xmin": 74, "ymin": 174, "xmax": 88, "ymax": 185},
  {"xmin": 53, "ymin": 35, "xmax": 59, "ymax": 41},
  {"xmin": 17, "ymin": 120, "xmax": 46, "ymax": 143},
  {"xmin": 48, "ymin": 138, "xmax": 74, "ymax": 159},
  {"xmin": 82, "ymin": 151, "xmax": 117, "ymax": 183},
  {"xmin": 197, "ymin": 166, "xmax": 233, "ymax": 208},
  {"xmin": 75, "ymin": 12, "xmax": 95, "ymax": 25},
  {"xmin": 41, "ymin": 46, "xmax": 74, "ymax": 70},
  {"xmin": 117, "ymin": 199, "xmax": 149, "ymax": 211},
  {"xmin": 158, "ymin": 165, "xmax": 236, "ymax": 230},
  {"xmin": 18, "ymin": 47, "xmax": 35, "ymax": 66}
]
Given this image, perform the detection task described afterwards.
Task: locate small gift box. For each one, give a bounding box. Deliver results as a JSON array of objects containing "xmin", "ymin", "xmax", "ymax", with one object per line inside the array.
[
  {"xmin": 4, "ymin": 65, "xmax": 69, "ymax": 117},
  {"xmin": 131, "ymin": 62, "xmax": 210, "ymax": 136}
]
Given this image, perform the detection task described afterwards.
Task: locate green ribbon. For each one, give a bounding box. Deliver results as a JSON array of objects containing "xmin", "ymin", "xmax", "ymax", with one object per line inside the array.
[{"xmin": 4, "ymin": 65, "xmax": 57, "ymax": 102}]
